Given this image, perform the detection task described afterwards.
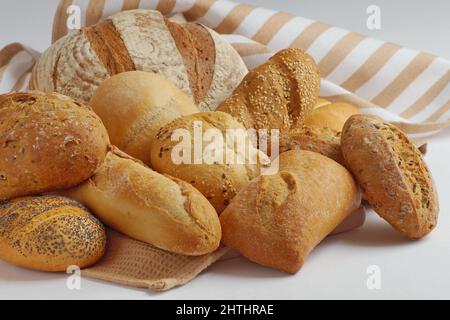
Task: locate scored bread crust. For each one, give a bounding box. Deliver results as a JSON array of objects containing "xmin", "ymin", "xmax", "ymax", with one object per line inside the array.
[
  {"xmin": 217, "ymin": 48, "xmax": 320, "ymax": 133},
  {"xmin": 0, "ymin": 91, "xmax": 109, "ymax": 201},
  {"xmin": 150, "ymin": 111, "xmax": 261, "ymax": 214},
  {"xmin": 341, "ymin": 115, "xmax": 439, "ymax": 239},
  {"xmin": 0, "ymin": 195, "xmax": 106, "ymax": 272},
  {"xmin": 63, "ymin": 147, "xmax": 221, "ymax": 256},
  {"xmin": 30, "ymin": 9, "xmax": 247, "ymax": 111},
  {"xmin": 220, "ymin": 150, "xmax": 361, "ymax": 274}
]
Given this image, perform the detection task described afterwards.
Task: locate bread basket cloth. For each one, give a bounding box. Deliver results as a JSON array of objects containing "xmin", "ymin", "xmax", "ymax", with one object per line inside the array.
[{"xmin": 0, "ymin": 0, "xmax": 448, "ymax": 291}]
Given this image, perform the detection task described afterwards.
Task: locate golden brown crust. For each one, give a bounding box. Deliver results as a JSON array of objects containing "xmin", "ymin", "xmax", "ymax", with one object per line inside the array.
[
  {"xmin": 89, "ymin": 71, "xmax": 199, "ymax": 165},
  {"xmin": 0, "ymin": 91, "xmax": 110, "ymax": 201},
  {"xmin": 341, "ymin": 115, "xmax": 439, "ymax": 239},
  {"xmin": 150, "ymin": 111, "xmax": 261, "ymax": 213},
  {"xmin": 217, "ymin": 48, "xmax": 320, "ymax": 133},
  {"xmin": 279, "ymin": 126, "xmax": 344, "ymax": 165},
  {"xmin": 82, "ymin": 20, "xmax": 135, "ymax": 75},
  {"xmin": 220, "ymin": 150, "xmax": 361, "ymax": 274},
  {"xmin": 63, "ymin": 147, "xmax": 222, "ymax": 256},
  {"xmin": 0, "ymin": 195, "xmax": 106, "ymax": 272}
]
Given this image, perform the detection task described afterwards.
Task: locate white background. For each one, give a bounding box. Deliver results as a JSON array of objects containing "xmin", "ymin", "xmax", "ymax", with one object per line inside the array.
[{"xmin": 0, "ymin": 0, "xmax": 449, "ymax": 300}]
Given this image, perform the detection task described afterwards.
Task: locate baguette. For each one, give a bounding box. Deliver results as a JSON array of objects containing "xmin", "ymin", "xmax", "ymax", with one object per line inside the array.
[{"xmin": 64, "ymin": 147, "xmax": 222, "ymax": 256}]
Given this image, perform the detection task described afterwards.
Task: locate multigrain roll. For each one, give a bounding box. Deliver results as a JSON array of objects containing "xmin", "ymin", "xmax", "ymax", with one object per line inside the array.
[
  {"xmin": 150, "ymin": 112, "xmax": 261, "ymax": 213},
  {"xmin": 341, "ymin": 115, "xmax": 439, "ymax": 239},
  {"xmin": 217, "ymin": 48, "xmax": 320, "ymax": 134},
  {"xmin": 220, "ymin": 150, "xmax": 361, "ymax": 274},
  {"xmin": 305, "ymin": 102, "xmax": 360, "ymax": 132},
  {"xmin": 0, "ymin": 91, "xmax": 109, "ymax": 201},
  {"xmin": 279, "ymin": 126, "xmax": 344, "ymax": 165},
  {"xmin": 64, "ymin": 147, "xmax": 221, "ymax": 256},
  {"xmin": 90, "ymin": 71, "xmax": 200, "ymax": 164},
  {"xmin": 30, "ymin": 9, "xmax": 247, "ymax": 111},
  {"xmin": 0, "ymin": 195, "xmax": 106, "ymax": 272}
]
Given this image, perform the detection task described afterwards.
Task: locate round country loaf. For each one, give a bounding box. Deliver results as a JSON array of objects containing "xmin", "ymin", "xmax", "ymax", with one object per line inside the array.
[
  {"xmin": 0, "ymin": 195, "xmax": 106, "ymax": 272},
  {"xmin": 0, "ymin": 91, "xmax": 109, "ymax": 201},
  {"xmin": 305, "ymin": 102, "xmax": 361, "ymax": 133},
  {"xmin": 341, "ymin": 115, "xmax": 439, "ymax": 239},
  {"xmin": 30, "ymin": 9, "xmax": 248, "ymax": 112},
  {"xmin": 89, "ymin": 71, "xmax": 200, "ymax": 165}
]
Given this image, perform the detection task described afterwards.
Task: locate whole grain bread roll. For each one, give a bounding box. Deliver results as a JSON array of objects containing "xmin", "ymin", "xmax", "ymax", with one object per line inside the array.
[
  {"xmin": 220, "ymin": 150, "xmax": 361, "ymax": 274},
  {"xmin": 150, "ymin": 111, "xmax": 261, "ymax": 213},
  {"xmin": 30, "ymin": 9, "xmax": 247, "ymax": 111},
  {"xmin": 90, "ymin": 71, "xmax": 199, "ymax": 165},
  {"xmin": 305, "ymin": 102, "xmax": 360, "ymax": 132},
  {"xmin": 0, "ymin": 91, "xmax": 109, "ymax": 201},
  {"xmin": 217, "ymin": 48, "xmax": 320, "ymax": 134},
  {"xmin": 341, "ymin": 115, "xmax": 439, "ymax": 239},
  {"xmin": 64, "ymin": 147, "xmax": 221, "ymax": 256},
  {"xmin": 0, "ymin": 195, "xmax": 106, "ymax": 272}
]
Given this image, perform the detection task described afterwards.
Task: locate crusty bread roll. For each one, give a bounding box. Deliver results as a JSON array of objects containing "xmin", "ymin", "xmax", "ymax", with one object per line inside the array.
[
  {"xmin": 220, "ymin": 150, "xmax": 361, "ymax": 274},
  {"xmin": 217, "ymin": 48, "xmax": 320, "ymax": 133},
  {"xmin": 150, "ymin": 112, "xmax": 261, "ymax": 213},
  {"xmin": 341, "ymin": 115, "xmax": 439, "ymax": 239},
  {"xmin": 90, "ymin": 71, "xmax": 199, "ymax": 164},
  {"xmin": 30, "ymin": 9, "xmax": 247, "ymax": 111},
  {"xmin": 0, "ymin": 91, "xmax": 109, "ymax": 201},
  {"xmin": 279, "ymin": 126, "xmax": 344, "ymax": 165},
  {"xmin": 305, "ymin": 102, "xmax": 360, "ymax": 132},
  {"xmin": 64, "ymin": 147, "xmax": 221, "ymax": 256},
  {"xmin": 0, "ymin": 195, "xmax": 106, "ymax": 272}
]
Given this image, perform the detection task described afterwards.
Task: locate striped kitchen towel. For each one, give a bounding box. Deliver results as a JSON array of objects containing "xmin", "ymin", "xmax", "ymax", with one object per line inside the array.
[{"xmin": 1, "ymin": 0, "xmax": 449, "ymax": 140}]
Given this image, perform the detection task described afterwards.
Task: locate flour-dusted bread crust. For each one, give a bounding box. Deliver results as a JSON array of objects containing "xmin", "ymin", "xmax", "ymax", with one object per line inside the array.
[
  {"xmin": 220, "ymin": 150, "xmax": 361, "ymax": 273},
  {"xmin": 0, "ymin": 195, "xmax": 106, "ymax": 272},
  {"xmin": 217, "ymin": 48, "xmax": 320, "ymax": 133},
  {"xmin": 341, "ymin": 115, "xmax": 439, "ymax": 239},
  {"xmin": 30, "ymin": 9, "xmax": 247, "ymax": 111},
  {"xmin": 0, "ymin": 91, "xmax": 109, "ymax": 201},
  {"xmin": 64, "ymin": 147, "xmax": 221, "ymax": 256},
  {"xmin": 150, "ymin": 112, "xmax": 261, "ymax": 213},
  {"xmin": 90, "ymin": 71, "xmax": 199, "ymax": 165}
]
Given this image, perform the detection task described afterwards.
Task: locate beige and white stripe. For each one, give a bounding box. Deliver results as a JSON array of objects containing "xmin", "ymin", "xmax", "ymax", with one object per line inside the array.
[{"xmin": 1, "ymin": 0, "xmax": 449, "ymax": 138}]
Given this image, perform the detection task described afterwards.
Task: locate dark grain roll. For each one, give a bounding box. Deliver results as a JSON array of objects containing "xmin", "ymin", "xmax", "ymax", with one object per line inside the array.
[{"xmin": 341, "ymin": 114, "xmax": 439, "ymax": 239}]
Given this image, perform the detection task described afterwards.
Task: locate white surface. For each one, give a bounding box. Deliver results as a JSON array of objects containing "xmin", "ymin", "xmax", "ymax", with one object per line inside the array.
[{"xmin": 0, "ymin": 0, "xmax": 449, "ymax": 300}]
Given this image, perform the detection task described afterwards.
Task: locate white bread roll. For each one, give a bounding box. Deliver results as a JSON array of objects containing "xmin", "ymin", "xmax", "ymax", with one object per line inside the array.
[
  {"xmin": 0, "ymin": 195, "xmax": 106, "ymax": 272},
  {"xmin": 64, "ymin": 147, "xmax": 221, "ymax": 256},
  {"xmin": 150, "ymin": 111, "xmax": 261, "ymax": 213},
  {"xmin": 30, "ymin": 9, "xmax": 247, "ymax": 111},
  {"xmin": 89, "ymin": 71, "xmax": 199, "ymax": 165}
]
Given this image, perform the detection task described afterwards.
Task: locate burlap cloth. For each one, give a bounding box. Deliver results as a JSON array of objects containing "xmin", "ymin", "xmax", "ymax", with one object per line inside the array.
[{"xmin": 82, "ymin": 229, "xmax": 229, "ymax": 291}]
